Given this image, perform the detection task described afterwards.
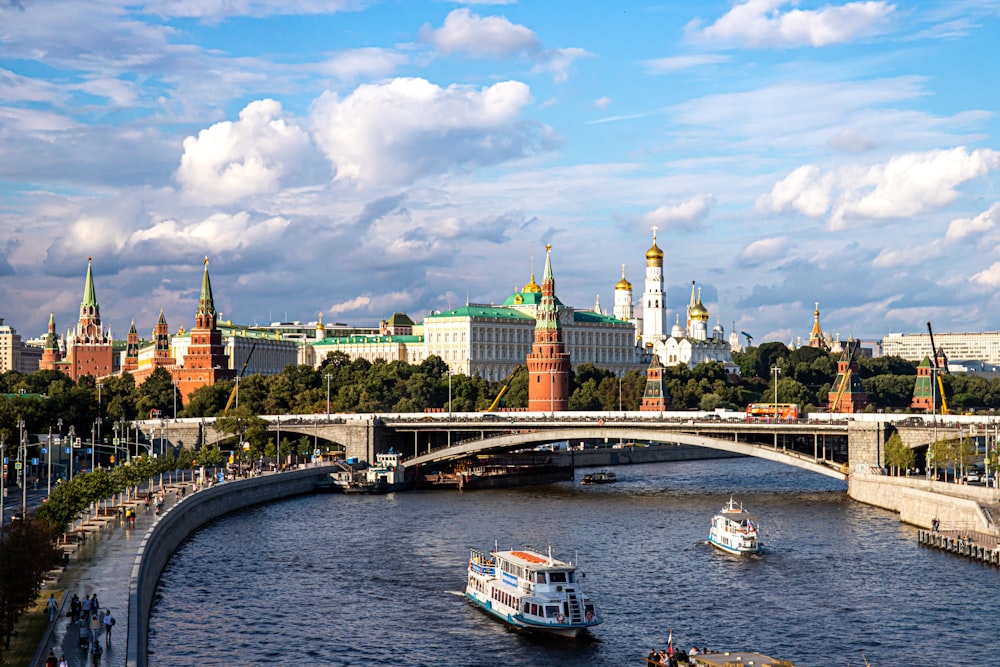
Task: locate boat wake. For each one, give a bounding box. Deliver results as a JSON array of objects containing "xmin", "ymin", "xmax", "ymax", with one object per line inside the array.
[{"xmin": 445, "ymin": 590, "xmax": 467, "ymax": 597}]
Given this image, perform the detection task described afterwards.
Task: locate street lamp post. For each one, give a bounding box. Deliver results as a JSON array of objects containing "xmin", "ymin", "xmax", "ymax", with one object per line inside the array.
[
  {"xmin": 325, "ymin": 373, "xmax": 332, "ymax": 418},
  {"xmin": 275, "ymin": 416, "xmax": 281, "ymax": 472},
  {"xmin": 448, "ymin": 369, "xmax": 452, "ymax": 417},
  {"xmin": 173, "ymin": 383, "xmax": 178, "ymax": 420},
  {"xmin": 46, "ymin": 426, "xmax": 52, "ymax": 496},
  {"xmin": 0, "ymin": 436, "xmax": 5, "ymax": 539},
  {"xmin": 550, "ymin": 368, "xmax": 556, "ymax": 417},
  {"xmin": 618, "ymin": 375, "xmax": 623, "ymax": 414},
  {"xmin": 771, "ymin": 366, "xmax": 782, "ymax": 421},
  {"xmin": 67, "ymin": 425, "xmax": 76, "ymax": 481},
  {"xmin": 17, "ymin": 419, "xmax": 26, "ymax": 521},
  {"xmin": 56, "ymin": 418, "xmax": 62, "ymax": 486}
]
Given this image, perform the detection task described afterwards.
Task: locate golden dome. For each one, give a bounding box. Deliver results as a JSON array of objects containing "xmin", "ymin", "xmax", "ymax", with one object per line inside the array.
[
  {"xmin": 522, "ymin": 273, "xmax": 542, "ymax": 293},
  {"xmin": 691, "ymin": 301, "xmax": 709, "ymax": 319},
  {"xmin": 645, "ymin": 242, "xmax": 664, "ymax": 262},
  {"xmin": 615, "ymin": 263, "xmax": 631, "ymax": 291}
]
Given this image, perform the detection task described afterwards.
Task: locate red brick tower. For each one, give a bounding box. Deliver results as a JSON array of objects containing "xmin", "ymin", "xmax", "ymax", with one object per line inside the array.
[
  {"xmin": 65, "ymin": 257, "xmax": 115, "ymax": 380},
  {"xmin": 123, "ymin": 319, "xmax": 139, "ymax": 373},
  {"xmin": 153, "ymin": 309, "xmax": 176, "ymax": 368},
  {"xmin": 38, "ymin": 312, "xmax": 65, "ymax": 373},
  {"xmin": 174, "ymin": 257, "xmax": 234, "ymax": 402},
  {"xmin": 827, "ymin": 341, "xmax": 868, "ymax": 413},
  {"xmin": 640, "ymin": 353, "xmax": 669, "ymax": 411},
  {"xmin": 526, "ymin": 245, "xmax": 570, "ymax": 413}
]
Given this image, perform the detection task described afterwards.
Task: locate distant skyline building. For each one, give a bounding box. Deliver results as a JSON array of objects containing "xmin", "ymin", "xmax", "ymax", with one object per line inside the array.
[
  {"xmin": 882, "ymin": 331, "xmax": 1000, "ymax": 366},
  {"xmin": 0, "ymin": 315, "xmax": 42, "ymax": 373}
]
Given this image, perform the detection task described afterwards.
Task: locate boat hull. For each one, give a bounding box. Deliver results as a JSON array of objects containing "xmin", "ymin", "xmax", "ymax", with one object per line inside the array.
[
  {"xmin": 708, "ymin": 535, "xmax": 761, "ymax": 555},
  {"xmin": 464, "ymin": 592, "xmax": 597, "ymax": 639}
]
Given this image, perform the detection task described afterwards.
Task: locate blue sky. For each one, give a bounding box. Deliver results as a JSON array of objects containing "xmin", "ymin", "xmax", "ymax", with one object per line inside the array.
[{"xmin": 2, "ymin": 0, "xmax": 999, "ymax": 348}]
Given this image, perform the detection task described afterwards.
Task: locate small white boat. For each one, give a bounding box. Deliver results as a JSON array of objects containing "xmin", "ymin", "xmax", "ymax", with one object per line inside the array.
[
  {"xmin": 708, "ymin": 497, "xmax": 761, "ymax": 555},
  {"xmin": 465, "ymin": 545, "xmax": 601, "ymax": 639}
]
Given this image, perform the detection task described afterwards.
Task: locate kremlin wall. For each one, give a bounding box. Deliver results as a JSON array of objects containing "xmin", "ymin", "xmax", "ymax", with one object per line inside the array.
[{"xmin": 3, "ymin": 231, "xmax": 999, "ymax": 406}]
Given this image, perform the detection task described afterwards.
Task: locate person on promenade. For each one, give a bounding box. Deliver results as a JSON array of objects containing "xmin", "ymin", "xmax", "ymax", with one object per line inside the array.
[
  {"xmin": 103, "ymin": 609, "xmax": 115, "ymax": 643},
  {"xmin": 58, "ymin": 654, "xmax": 68, "ymax": 667},
  {"xmin": 47, "ymin": 593, "xmax": 58, "ymax": 622},
  {"xmin": 89, "ymin": 612, "xmax": 101, "ymax": 645},
  {"xmin": 91, "ymin": 639, "xmax": 102, "ymax": 666},
  {"xmin": 70, "ymin": 594, "xmax": 81, "ymax": 623},
  {"xmin": 90, "ymin": 593, "xmax": 100, "ymax": 613},
  {"xmin": 45, "ymin": 649, "xmax": 57, "ymax": 667},
  {"xmin": 81, "ymin": 595, "xmax": 91, "ymax": 623}
]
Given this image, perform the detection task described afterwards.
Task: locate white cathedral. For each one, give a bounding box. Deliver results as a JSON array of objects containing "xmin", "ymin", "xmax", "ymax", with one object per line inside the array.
[{"xmin": 611, "ymin": 228, "xmax": 740, "ymax": 373}]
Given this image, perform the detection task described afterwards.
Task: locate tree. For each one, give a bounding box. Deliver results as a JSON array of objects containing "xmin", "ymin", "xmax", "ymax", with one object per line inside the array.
[
  {"xmin": 0, "ymin": 517, "xmax": 61, "ymax": 650},
  {"xmin": 135, "ymin": 367, "xmax": 177, "ymax": 419},
  {"xmin": 884, "ymin": 432, "xmax": 915, "ymax": 475}
]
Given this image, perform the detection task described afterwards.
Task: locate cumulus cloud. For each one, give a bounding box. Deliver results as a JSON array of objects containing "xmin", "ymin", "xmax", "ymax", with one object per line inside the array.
[
  {"xmin": 872, "ymin": 241, "xmax": 943, "ymax": 268},
  {"xmin": 946, "ymin": 202, "xmax": 1000, "ymax": 242},
  {"xmin": 313, "ymin": 47, "xmax": 409, "ymax": 82},
  {"xmin": 311, "ymin": 77, "xmax": 547, "ymax": 188},
  {"xmin": 176, "ymin": 99, "xmax": 320, "ymax": 205},
  {"xmin": 328, "ymin": 294, "xmax": 371, "ymax": 316},
  {"xmin": 689, "ymin": 0, "xmax": 896, "ymax": 48},
  {"xmin": 421, "ymin": 8, "xmax": 541, "ymax": 58},
  {"xmin": 593, "ymin": 96, "xmax": 612, "ymax": 109},
  {"xmin": 972, "ymin": 262, "xmax": 1000, "ymax": 288},
  {"xmin": 757, "ymin": 148, "xmax": 1000, "ymax": 229},
  {"xmin": 641, "ymin": 194, "xmax": 714, "ymax": 232},
  {"xmin": 740, "ymin": 236, "xmax": 791, "ymax": 265},
  {"xmin": 532, "ymin": 47, "xmax": 590, "ymax": 83}
]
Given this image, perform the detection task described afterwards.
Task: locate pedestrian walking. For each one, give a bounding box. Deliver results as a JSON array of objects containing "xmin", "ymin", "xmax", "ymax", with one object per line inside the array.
[
  {"xmin": 70, "ymin": 594, "xmax": 81, "ymax": 623},
  {"xmin": 58, "ymin": 655, "xmax": 68, "ymax": 667},
  {"xmin": 47, "ymin": 593, "xmax": 58, "ymax": 622},
  {"xmin": 103, "ymin": 609, "xmax": 115, "ymax": 643},
  {"xmin": 91, "ymin": 640, "xmax": 103, "ymax": 666},
  {"xmin": 89, "ymin": 612, "xmax": 101, "ymax": 645},
  {"xmin": 81, "ymin": 595, "xmax": 91, "ymax": 622},
  {"xmin": 45, "ymin": 649, "xmax": 58, "ymax": 667},
  {"xmin": 91, "ymin": 593, "xmax": 100, "ymax": 612}
]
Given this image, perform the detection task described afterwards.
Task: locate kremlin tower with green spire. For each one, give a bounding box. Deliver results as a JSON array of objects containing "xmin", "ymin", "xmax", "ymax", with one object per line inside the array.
[{"xmin": 526, "ymin": 245, "xmax": 570, "ymax": 413}]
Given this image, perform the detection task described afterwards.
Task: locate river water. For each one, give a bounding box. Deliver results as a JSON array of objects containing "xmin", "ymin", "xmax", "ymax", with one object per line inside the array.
[{"xmin": 148, "ymin": 458, "xmax": 999, "ymax": 666}]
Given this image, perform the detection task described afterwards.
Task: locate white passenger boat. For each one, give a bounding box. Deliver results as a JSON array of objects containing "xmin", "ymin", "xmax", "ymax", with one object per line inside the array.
[
  {"xmin": 465, "ymin": 545, "xmax": 602, "ymax": 639},
  {"xmin": 708, "ymin": 497, "xmax": 761, "ymax": 555}
]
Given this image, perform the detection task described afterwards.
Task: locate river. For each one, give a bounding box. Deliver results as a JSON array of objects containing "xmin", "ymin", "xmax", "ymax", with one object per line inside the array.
[{"xmin": 148, "ymin": 457, "xmax": 998, "ymax": 666}]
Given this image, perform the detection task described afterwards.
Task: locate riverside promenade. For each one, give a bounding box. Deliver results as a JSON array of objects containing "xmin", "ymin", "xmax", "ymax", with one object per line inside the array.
[{"xmin": 32, "ymin": 482, "xmax": 183, "ymax": 667}]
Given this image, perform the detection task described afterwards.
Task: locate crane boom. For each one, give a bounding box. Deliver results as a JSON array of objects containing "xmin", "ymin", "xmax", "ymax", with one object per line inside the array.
[
  {"xmin": 485, "ymin": 366, "xmax": 522, "ymax": 412},
  {"xmin": 224, "ymin": 340, "xmax": 258, "ymax": 412},
  {"xmin": 925, "ymin": 322, "xmax": 949, "ymax": 415}
]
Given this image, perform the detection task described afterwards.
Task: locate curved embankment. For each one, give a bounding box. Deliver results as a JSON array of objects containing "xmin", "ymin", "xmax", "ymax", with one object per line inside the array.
[
  {"xmin": 848, "ymin": 473, "xmax": 1000, "ymax": 531},
  {"xmin": 125, "ymin": 466, "xmax": 335, "ymax": 667}
]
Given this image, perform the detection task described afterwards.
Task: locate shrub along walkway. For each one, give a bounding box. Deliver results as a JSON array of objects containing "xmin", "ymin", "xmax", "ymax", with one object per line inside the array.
[{"xmin": 32, "ymin": 483, "xmax": 187, "ymax": 667}]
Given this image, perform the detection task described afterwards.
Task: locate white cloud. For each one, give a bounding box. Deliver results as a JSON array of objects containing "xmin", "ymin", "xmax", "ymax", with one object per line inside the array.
[
  {"xmin": 422, "ymin": 9, "xmax": 541, "ymax": 58},
  {"xmin": 946, "ymin": 202, "xmax": 1000, "ymax": 242},
  {"xmin": 310, "ymin": 77, "xmax": 543, "ymax": 188},
  {"xmin": 641, "ymin": 194, "xmax": 714, "ymax": 231},
  {"xmin": 972, "ymin": 262, "xmax": 1000, "ymax": 288},
  {"xmin": 757, "ymin": 148, "xmax": 1000, "ymax": 229},
  {"xmin": 593, "ymin": 96, "xmax": 612, "ymax": 109},
  {"xmin": 76, "ymin": 77, "xmax": 140, "ymax": 107},
  {"xmin": 532, "ymin": 47, "xmax": 590, "ymax": 83},
  {"xmin": 328, "ymin": 294, "xmax": 371, "ymax": 316},
  {"xmin": 690, "ymin": 0, "xmax": 896, "ymax": 48},
  {"xmin": 313, "ymin": 47, "xmax": 409, "ymax": 82},
  {"xmin": 872, "ymin": 241, "xmax": 942, "ymax": 268},
  {"xmin": 0, "ymin": 68, "xmax": 63, "ymax": 105},
  {"xmin": 642, "ymin": 54, "xmax": 729, "ymax": 73},
  {"xmin": 144, "ymin": 0, "xmax": 362, "ymax": 19},
  {"xmin": 176, "ymin": 99, "xmax": 318, "ymax": 205},
  {"xmin": 740, "ymin": 236, "xmax": 791, "ymax": 265}
]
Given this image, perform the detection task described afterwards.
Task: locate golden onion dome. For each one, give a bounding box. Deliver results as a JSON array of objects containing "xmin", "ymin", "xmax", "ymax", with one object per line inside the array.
[
  {"xmin": 646, "ymin": 242, "xmax": 664, "ymax": 262},
  {"xmin": 522, "ymin": 273, "xmax": 542, "ymax": 293},
  {"xmin": 691, "ymin": 300, "xmax": 709, "ymax": 319},
  {"xmin": 615, "ymin": 277, "xmax": 632, "ymax": 291}
]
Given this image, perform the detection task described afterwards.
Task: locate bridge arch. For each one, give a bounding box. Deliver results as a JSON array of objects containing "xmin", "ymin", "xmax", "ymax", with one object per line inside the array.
[{"xmin": 407, "ymin": 427, "xmax": 848, "ymax": 480}]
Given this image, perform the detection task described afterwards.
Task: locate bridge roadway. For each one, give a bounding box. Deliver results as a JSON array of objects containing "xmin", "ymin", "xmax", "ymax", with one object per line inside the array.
[{"xmin": 142, "ymin": 410, "xmax": 968, "ymax": 481}]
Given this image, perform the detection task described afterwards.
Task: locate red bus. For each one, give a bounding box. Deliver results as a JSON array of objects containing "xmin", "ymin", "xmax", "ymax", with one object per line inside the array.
[{"xmin": 745, "ymin": 403, "xmax": 799, "ymax": 422}]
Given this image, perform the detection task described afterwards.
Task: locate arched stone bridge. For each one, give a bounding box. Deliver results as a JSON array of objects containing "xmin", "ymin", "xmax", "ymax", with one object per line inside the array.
[{"xmin": 141, "ymin": 412, "xmax": 968, "ymax": 480}]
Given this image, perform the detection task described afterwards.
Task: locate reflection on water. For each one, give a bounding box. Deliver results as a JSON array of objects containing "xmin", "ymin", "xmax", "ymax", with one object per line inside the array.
[{"xmin": 149, "ymin": 458, "xmax": 998, "ymax": 667}]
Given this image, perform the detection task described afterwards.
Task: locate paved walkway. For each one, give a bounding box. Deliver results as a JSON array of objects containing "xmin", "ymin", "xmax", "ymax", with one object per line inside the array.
[{"xmin": 34, "ymin": 483, "xmax": 186, "ymax": 667}]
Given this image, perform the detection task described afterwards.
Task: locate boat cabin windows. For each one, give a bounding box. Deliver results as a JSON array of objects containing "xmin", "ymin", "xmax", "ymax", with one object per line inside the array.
[
  {"xmin": 549, "ymin": 571, "xmax": 571, "ymax": 583},
  {"xmin": 544, "ymin": 605, "xmax": 560, "ymax": 618}
]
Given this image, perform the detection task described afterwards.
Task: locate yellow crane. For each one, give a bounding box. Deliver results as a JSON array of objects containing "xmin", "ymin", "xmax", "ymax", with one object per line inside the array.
[
  {"xmin": 484, "ymin": 366, "xmax": 523, "ymax": 412},
  {"xmin": 926, "ymin": 321, "xmax": 949, "ymax": 415},
  {"xmin": 224, "ymin": 340, "xmax": 257, "ymax": 412}
]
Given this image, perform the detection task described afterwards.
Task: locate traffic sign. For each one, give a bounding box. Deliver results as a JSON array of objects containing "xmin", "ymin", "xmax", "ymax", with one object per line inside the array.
[
  {"xmin": 73, "ymin": 438, "xmax": 81, "ymax": 449},
  {"xmin": 110, "ymin": 455, "xmax": 115, "ymax": 463},
  {"xmin": 64, "ymin": 447, "xmax": 71, "ymax": 454},
  {"xmin": 41, "ymin": 447, "xmax": 47, "ymax": 454},
  {"xmin": 31, "ymin": 458, "xmax": 39, "ymax": 465},
  {"xmin": 14, "ymin": 462, "xmax": 21, "ymax": 470},
  {"xmin": 113, "ymin": 438, "xmax": 120, "ymax": 445}
]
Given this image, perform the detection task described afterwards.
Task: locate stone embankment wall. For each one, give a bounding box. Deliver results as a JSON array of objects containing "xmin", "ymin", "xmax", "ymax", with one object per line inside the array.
[
  {"xmin": 126, "ymin": 466, "xmax": 335, "ymax": 667},
  {"xmin": 848, "ymin": 473, "xmax": 1000, "ymax": 532}
]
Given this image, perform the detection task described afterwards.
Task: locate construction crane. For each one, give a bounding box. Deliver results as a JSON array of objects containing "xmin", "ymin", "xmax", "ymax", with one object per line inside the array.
[
  {"xmin": 484, "ymin": 366, "xmax": 523, "ymax": 412},
  {"xmin": 830, "ymin": 345, "xmax": 854, "ymax": 413},
  {"xmin": 740, "ymin": 331, "xmax": 753, "ymax": 347},
  {"xmin": 926, "ymin": 322, "xmax": 949, "ymax": 415},
  {"xmin": 224, "ymin": 340, "xmax": 258, "ymax": 412}
]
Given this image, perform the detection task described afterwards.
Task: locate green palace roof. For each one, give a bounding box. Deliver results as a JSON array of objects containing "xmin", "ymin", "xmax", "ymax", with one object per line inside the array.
[
  {"xmin": 499, "ymin": 291, "xmax": 564, "ymax": 307},
  {"xmin": 428, "ymin": 306, "xmax": 535, "ymax": 320},
  {"xmin": 572, "ymin": 310, "xmax": 629, "ymax": 325},
  {"xmin": 311, "ymin": 334, "xmax": 424, "ymax": 346}
]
